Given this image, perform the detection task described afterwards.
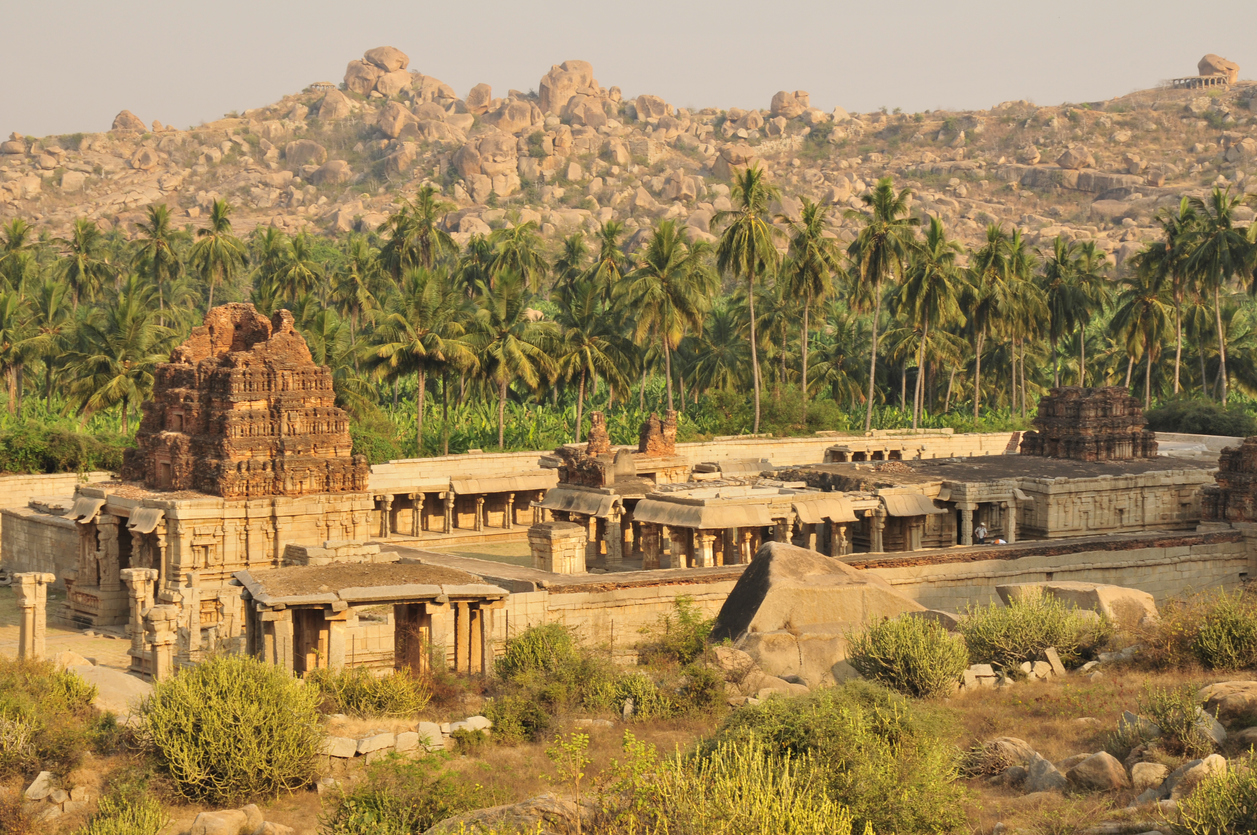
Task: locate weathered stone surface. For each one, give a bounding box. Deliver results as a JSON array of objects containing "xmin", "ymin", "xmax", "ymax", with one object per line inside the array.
[
  {"xmin": 312, "ymin": 159, "xmax": 352, "ymax": 186},
  {"xmin": 285, "ymin": 139, "xmax": 327, "ymax": 166},
  {"xmin": 1020, "ymin": 386, "xmax": 1156, "ymax": 461},
  {"xmin": 996, "ymin": 582, "xmax": 1157, "ymax": 625},
  {"xmin": 111, "ymin": 110, "xmax": 146, "ymax": 132},
  {"xmin": 1066, "ymin": 751, "xmax": 1130, "ymax": 791},
  {"xmin": 539, "ymin": 60, "xmax": 595, "ymax": 115},
  {"xmin": 189, "ymin": 809, "xmax": 248, "ymax": 835},
  {"xmin": 426, "ymin": 793, "xmax": 583, "ymax": 835},
  {"xmin": 318, "ymin": 89, "xmax": 353, "ymax": 121},
  {"xmin": 375, "ymin": 69, "xmax": 413, "ymax": 98},
  {"xmin": 364, "ymin": 46, "xmax": 408, "ymax": 73},
  {"xmin": 1131, "ymin": 761, "xmax": 1169, "ymax": 793},
  {"xmin": 130, "ymin": 147, "xmax": 160, "ymax": 171},
  {"xmin": 416, "ymin": 721, "xmax": 443, "ymax": 751},
  {"xmin": 770, "ymin": 90, "xmax": 809, "ymax": 119},
  {"xmin": 67, "ymin": 664, "xmax": 151, "ymax": 716},
  {"xmin": 1200, "ymin": 681, "xmax": 1257, "ymax": 724},
  {"xmin": 1057, "ymin": 147, "xmax": 1096, "ymax": 170},
  {"xmin": 466, "ymin": 83, "xmax": 493, "ymax": 115},
  {"xmin": 1165, "ymin": 754, "xmax": 1226, "ymax": 800},
  {"xmin": 343, "ymin": 60, "xmax": 383, "ymax": 95},
  {"xmin": 357, "ymin": 732, "xmax": 396, "ymax": 754},
  {"xmin": 1199, "ymin": 54, "xmax": 1239, "ymax": 84},
  {"xmin": 120, "ymin": 304, "xmax": 369, "ymax": 498},
  {"xmin": 1202, "ymin": 437, "xmax": 1257, "ymax": 523},
  {"xmin": 638, "ymin": 410, "xmax": 677, "ymax": 456},
  {"xmin": 634, "ymin": 94, "xmax": 669, "ymax": 121},
  {"xmin": 1024, "ymin": 754, "xmax": 1068, "ymax": 793},
  {"xmin": 322, "ymin": 736, "xmax": 358, "ymax": 758},
  {"xmin": 24, "ymin": 772, "xmax": 55, "ymax": 801}
]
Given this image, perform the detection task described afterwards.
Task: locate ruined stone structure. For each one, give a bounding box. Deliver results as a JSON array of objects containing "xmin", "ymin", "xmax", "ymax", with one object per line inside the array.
[
  {"xmin": 1020, "ymin": 387, "xmax": 1157, "ymax": 462},
  {"xmin": 14, "ymin": 572, "xmax": 54, "ymax": 660},
  {"xmin": 638, "ymin": 410, "xmax": 678, "ymax": 456},
  {"xmin": 122, "ymin": 303, "xmax": 368, "ymax": 498},
  {"xmin": 1202, "ymin": 436, "xmax": 1257, "ymax": 523},
  {"xmin": 585, "ymin": 411, "xmax": 612, "ymax": 456}
]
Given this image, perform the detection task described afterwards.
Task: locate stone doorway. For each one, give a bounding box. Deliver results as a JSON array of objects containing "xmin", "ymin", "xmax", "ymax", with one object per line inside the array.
[{"xmin": 293, "ymin": 609, "xmax": 328, "ymax": 675}]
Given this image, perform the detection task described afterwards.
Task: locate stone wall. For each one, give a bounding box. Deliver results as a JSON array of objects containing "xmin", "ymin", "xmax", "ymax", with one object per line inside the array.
[
  {"xmin": 1, "ymin": 506, "xmax": 79, "ymax": 584},
  {"xmin": 848, "ymin": 530, "xmax": 1251, "ymax": 611},
  {"xmin": 0, "ymin": 471, "xmax": 110, "ymax": 546},
  {"xmin": 1018, "ymin": 468, "xmax": 1211, "ymax": 538}
]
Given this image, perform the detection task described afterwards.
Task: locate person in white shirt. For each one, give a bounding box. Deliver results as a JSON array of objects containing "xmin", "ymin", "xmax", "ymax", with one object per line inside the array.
[{"xmin": 974, "ymin": 523, "xmax": 987, "ymax": 545}]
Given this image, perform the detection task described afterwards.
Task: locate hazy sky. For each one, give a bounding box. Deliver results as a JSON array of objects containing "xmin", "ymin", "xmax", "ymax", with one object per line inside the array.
[{"xmin": 5, "ymin": 1, "xmax": 1257, "ymax": 138}]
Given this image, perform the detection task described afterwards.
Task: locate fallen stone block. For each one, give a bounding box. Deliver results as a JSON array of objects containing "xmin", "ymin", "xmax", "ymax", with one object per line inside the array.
[
  {"xmin": 322, "ymin": 736, "xmax": 358, "ymax": 758},
  {"xmin": 357, "ymin": 732, "xmax": 396, "ymax": 754}
]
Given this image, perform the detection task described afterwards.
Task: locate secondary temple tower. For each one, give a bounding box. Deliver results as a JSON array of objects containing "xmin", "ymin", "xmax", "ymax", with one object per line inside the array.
[{"xmin": 1019, "ymin": 386, "xmax": 1157, "ymax": 462}]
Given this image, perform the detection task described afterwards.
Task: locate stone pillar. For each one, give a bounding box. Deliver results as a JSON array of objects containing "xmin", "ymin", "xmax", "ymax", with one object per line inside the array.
[
  {"xmin": 325, "ymin": 609, "xmax": 350, "ymax": 670},
  {"xmin": 805, "ymin": 521, "xmax": 818, "ymax": 552},
  {"xmin": 428, "ymin": 600, "xmax": 453, "ymax": 670},
  {"xmin": 411, "ymin": 493, "xmax": 423, "ymax": 536},
  {"xmin": 504, "ymin": 493, "xmax": 515, "ymax": 529},
  {"xmin": 696, "ymin": 532, "xmax": 716, "ymax": 568},
  {"xmin": 14, "ymin": 573, "xmax": 54, "ymax": 660},
  {"xmin": 773, "ymin": 517, "xmax": 790, "ymax": 543},
  {"xmin": 454, "ymin": 602, "xmax": 471, "ymax": 673},
  {"xmin": 153, "ymin": 521, "xmax": 168, "ymax": 588},
  {"xmin": 528, "ymin": 521, "xmax": 587, "ymax": 573},
  {"xmin": 1005, "ymin": 500, "xmax": 1018, "ymax": 544},
  {"xmin": 479, "ymin": 605, "xmax": 497, "ymax": 674},
  {"xmin": 829, "ymin": 522, "xmax": 849, "ymax": 557},
  {"xmin": 444, "ymin": 492, "xmax": 455, "ymax": 533},
  {"xmin": 380, "ymin": 495, "xmax": 393, "ymax": 538},
  {"xmin": 741, "ymin": 529, "xmax": 755, "ymax": 563},
  {"xmin": 272, "ymin": 609, "xmax": 294, "ymax": 672},
  {"xmin": 97, "ymin": 514, "xmax": 121, "ymax": 592},
  {"xmin": 958, "ymin": 503, "xmax": 975, "ymax": 546},
  {"xmin": 475, "ymin": 496, "xmax": 485, "ymax": 532},
  {"xmin": 120, "ymin": 568, "xmax": 158, "ymax": 661},
  {"xmin": 469, "ymin": 607, "xmax": 484, "ymax": 674},
  {"xmin": 870, "ymin": 508, "xmax": 886, "ymax": 554},
  {"xmin": 183, "ymin": 571, "xmax": 203, "ymax": 661},
  {"xmin": 144, "ymin": 605, "xmax": 179, "ymax": 681},
  {"xmin": 584, "ymin": 515, "xmax": 601, "ymax": 567},
  {"xmin": 640, "ymin": 523, "xmax": 661, "ymax": 570},
  {"xmin": 605, "ymin": 508, "xmax": 623, "ymax": 567}
]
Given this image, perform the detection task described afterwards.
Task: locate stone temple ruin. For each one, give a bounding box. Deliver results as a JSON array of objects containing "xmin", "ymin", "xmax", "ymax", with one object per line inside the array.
[{"xmin": 4, "ymin": 329, "xmax": 1257, "ymax": 690}]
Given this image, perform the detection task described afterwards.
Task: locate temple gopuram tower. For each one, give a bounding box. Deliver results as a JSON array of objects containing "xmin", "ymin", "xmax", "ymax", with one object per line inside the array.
[{"xmin": 1019, "ymin": 386, "xmax": 1157, "ymax": 462}]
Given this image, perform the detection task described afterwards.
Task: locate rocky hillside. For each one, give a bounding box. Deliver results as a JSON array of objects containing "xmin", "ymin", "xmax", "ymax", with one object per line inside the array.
[{"xmin": 2, "ymin": 46, "xmax": 1255, "ymax": 265}]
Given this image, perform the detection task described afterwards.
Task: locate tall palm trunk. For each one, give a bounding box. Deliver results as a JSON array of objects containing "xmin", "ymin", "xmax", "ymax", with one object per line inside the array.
[
  {"xmin": 663, "ymin": 337, "xmax": 674, "ymax": 412},
  {"xmin": 1173, "ymin": 292, "xmax": 1182, "ymax": 395},
  {"xmin": 416, "ymin": 368, "xmax": 426, "ymax": 454},
  {"xmin": 207, "ymin": 264, "xmax": 219, "ymax": 310},
  {"xmin": 639, "ymin": 366, "xmax": 647, "ymax": 411},
  {"xmin": 913, "ymin": 314, "xmax": 928, "ymax": 431},
  {"xmin": 1078, "ymin": 326, "xmax": 1086, "ymax": 386},
  {"xmin": 1125, "ymin": 355, "xmax": 1134, "ymax": 387},
  {"xmin": 945, "ymin": 368, "xmax": 955, "ymax": 412},
  {"xmin": 575, "ymin": 368, "xmax": 586, "ymax": 444},
  {"xmin": 800, "ymin": 294, "xmax": 810, "ymax": 424},
  {"xmin": 1051, "ymin": 336, "xmax": 1059, "ymax": 388},
  {"xmin": 1019, "ymin": 341, "xmax": 1028, "ymax": 419},
  {"xmin": 864, "ymin": 293, "xmax": 881, "ymax": 432},
  {"xmin": 442, "ymin": 370, "xmax": 450, "ymax": 456},
  {"xmin": 1145, "ymin": 344, "xmax": 1153, "ymax": 410},
  {"xmin": 497, "ymin": 380, "xmax": 508, "ymax": 449},
  {"xmin": 748, "ymin": 269, "xmax": 761, "ymax": 433},
  {"xmin": 973, "ymin": 331, "xmax": 985, "ymax": 422},
  {"xmin": 1214, "ymin": 284, "xmax": 1228, "ymax": 405}
]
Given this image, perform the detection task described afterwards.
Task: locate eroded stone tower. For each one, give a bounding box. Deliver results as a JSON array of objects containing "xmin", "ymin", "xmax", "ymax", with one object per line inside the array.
[{"xmin": 1019, "ymin": 386, "xmax": 1157, "ymax": 462}]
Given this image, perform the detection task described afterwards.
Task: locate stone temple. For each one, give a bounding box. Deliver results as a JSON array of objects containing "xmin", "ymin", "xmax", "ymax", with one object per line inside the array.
[
  {"xmin": 1019, "ymin": 386, "xmax": 1157, "ymax": 462},
  {"xmin": 121, "ymin": 303, "xmax": 368, "ymax": 497}
]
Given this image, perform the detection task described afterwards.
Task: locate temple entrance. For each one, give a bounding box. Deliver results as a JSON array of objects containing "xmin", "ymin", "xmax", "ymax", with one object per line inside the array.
[
  {"xmin": 394, "ymin": 603, "xmax": 431, "ymax": 674},
  {"xmin": 293, "ymin": 609, "xmax": 328, "ymax": 675}
]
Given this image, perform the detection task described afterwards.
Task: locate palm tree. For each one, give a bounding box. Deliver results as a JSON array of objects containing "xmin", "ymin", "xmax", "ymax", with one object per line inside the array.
[
  {"xmin": 552, "ymin": 232, "xmax": 589, "ymax": 293},
  {"xmin": 779, "ymin": 198, "xmax": 841, "ymax": 422},
  {"xmin": 553, "ymin": 278, "xmax": 632, "ymax": 442},
  {"xmin": 66, "ymin": 277, "xmax": 169, "ymax": 432},
  {"xmin": 1111, "ymin": 270, "xmax": 1174, "ymax": 409},
  {"xmin": 470, "ymin": 272, "xmax": 556, "ymax": 448},
  {"xmin": 1071, "ymin": 241, "xmax": 1111, "ymax": 385},
  {"xmin": 845, "ymin": 177, "xmax": 920, "ymax": 431},
  {"xmin": 808, "ymin": 304, "xmax": 870, "ymax": 409},
  {"xmin": 715, "ymin": 165, "xmax": 782, "ymax": 433},
  {"xmin": 134, "ymin": 205, "xmax": 181, "ymax": 322},
  {"xmin": 456, "ymin": 233, "xmax": 495, "ymax": 298},
  {"xmin": 1038, "ymin": 236, "xmax": 1079, "ymax": 388},
  {"xmin": 279, "ymin": 233, "xmax": 323, "ymax": 302},
  {"xmin": 897, "ymin": 216, "xmax": 963, "ymax": 429},
  {"xmin": 490, "ymin": 220, "xmax": 548, "ymax": 291},
  {"xmin": 366, "ymin": 268, "xmax": 475, "ymax": 453},
  {"xmin": 1131, "ymin": 198, "xmax": 1197, "ymax": 394},
  {"xmin": 0, "ymin": 218, "xmax": 35, "ymax": 292},
  {"xmin": 189, "ymin": 200, "xmax": 246, "ymax": 310},
  {"xmin": 588, "ymin": 221, "xmax": 632, "ymax": 301},
  {"xmin": 332, "ymin": 233, "xmax": 384, "ymax": 345},
  {"xmin": 27, "ymin": 278, "xmax": 72, "ymax": 409},
  {"xmin": 0, "ymin": 290, "xmax": 31, "ymax": 412},
  {"xmin": 380, "ymin": 185, "xmax": 457, "ymax": 277},
  {"xmin": 1185, "ymin": 186, "xmax": 1251, "ymax": 405},
  {"xmin": 963, "ymin": 225, "xmax": 1012, "ymax": 420},
  {"xmin": 688, "ymin": 304, "xmax": 752, "ymax": 395},
  {"xmin": 1005, "ymin": 230, "xmax": 1043, "ymax": 419},
  {"xmin": 59, "ymin": 218, "xmax": 115, "ymax": 309},
  {"xmin": 619, "ymin": 221, "xmax": 717, "ymax": 412}
]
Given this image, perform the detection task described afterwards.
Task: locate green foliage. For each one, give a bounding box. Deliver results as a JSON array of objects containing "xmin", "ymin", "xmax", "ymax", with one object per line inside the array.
[
  {"xmin": 307, "ymin": 667, "xmax": 431, "ymax": 717},
  {"xmin": 320, "ymin": 754, "xmax": 480, "ymax": 835},
  {"xmin": 601, "ymin": 734, "xmax": 861, "ymax": 835},
  {"xmin": 139, "ymin": 653, "xmax": 323, "ymax": 803},
  {"xmin": 637, "ymin": 595, "xmax": 714, "ymax": 665},
  {"xmin": 482, "ymin": 693, "xmax": 552, "ymax": 744},
  {"xmin": 0, "ymin": 657, "xmax": 98, "ymax": 777},
  {"xmin": 74, "ymin": 792, "xmax": 167, "ymax": 835},
  {"xmin": 678, "ymin": 662, "xmax": 728, "ymax": 712},
  {"xmin": 1139, "ymin": 685, "xmax": 1218, "ymax": 758},
  {"xmin": 349, "ymin": 410, "xmax": 403, "ymax": 464},
  {"xmin": 847, "ymin": 614, "xmax": 970, "ymax": 698},
  {"xmin": 1191, "ymin": 589, "xmax": 1257, "ymax": 670},
  {"xmin": 495, "ymin": 622, "xmax": 580, "ymax": 680},
  {"xmin": 706, "ymin": 681, "xmax": 965, "ymax": 835},
  {"xmin": 958, "ymin": 593, "xmax": 1112, "ymax": 672},
  {"xmin": 1175, "ymin": 751, "xmax": 1257, "ymax": 835},
  {"xmin": 546, "ymin": 732, "xmax": 591, "ymax": 834},
  {"xmin": 1145, "ymin": 398, "xmax": 1257, "ymax": 437},
  {"xmin": 0, "ymin": 422, "xmax": 127, "ymax": 474},
  {"xmin": 584, "ymin": 671, "xmax": 674, "ymax": 721}
]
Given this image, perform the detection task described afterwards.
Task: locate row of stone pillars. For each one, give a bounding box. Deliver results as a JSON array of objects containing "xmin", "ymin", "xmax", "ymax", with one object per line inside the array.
[{"xmin": 379, "ymin": 491, "xmax": 544, "ymax": 537}]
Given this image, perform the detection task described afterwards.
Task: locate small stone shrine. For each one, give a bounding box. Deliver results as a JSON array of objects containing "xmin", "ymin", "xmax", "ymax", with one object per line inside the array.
[
  {"xmin": 121, "ymin": 303, "xmax": 368, "ymax": 497},
  {"xmin": 1019, "ymin": 386, "xmax": 1157, "ymax": 462},
  {"xmin": 1202, "ymin": 436, "xmax": 1257, "ymax": 523}
]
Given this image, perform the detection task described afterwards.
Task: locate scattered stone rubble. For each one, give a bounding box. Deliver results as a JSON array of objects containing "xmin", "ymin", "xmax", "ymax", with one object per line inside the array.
[{"xmin": 17, "ymin": 772, "xmax": 94, "ymax": 826}]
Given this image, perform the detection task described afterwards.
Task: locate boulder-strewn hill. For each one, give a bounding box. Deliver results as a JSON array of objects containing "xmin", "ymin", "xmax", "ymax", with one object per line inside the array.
[{"xmin": 2, "ymin": 47, "xmax": 1255, "ymax": 266}]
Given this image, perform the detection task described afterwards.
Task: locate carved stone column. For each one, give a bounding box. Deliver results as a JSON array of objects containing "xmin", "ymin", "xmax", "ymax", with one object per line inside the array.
[
  {"xmin": 380, "ymin": 495, "xmax": 393, "ymax": 538},
  {"xmin": 154, "ymin": 521, "xmax": 168, "ymax": 588},
  {"xmin": 696, "ymin": 532, "xmax": 716, "ymax": 568},
  {"xmin": 741, "ymin": 529, "xmax": 755, "ymax": 563},
  {"xmin": 505, "ymin": 493, "xmax": 515, "ymax": 530},
  {"xmin": 97, "ymin": 514, "xmax": 121, "ymax": 592},
  {"xmin": 640, "ymin": 523, "xmax": 662, "ymax": 570},
  {"xmin": 144, "ymin": 605, "xmax": 179, "ymax": 681},
  {"xmin": 411, "ymin": 493, "xmax": 423, "ymax": 536},
  {"xmin": 870, "ymin": 508, "xmax": 886, "ymax": 554},
  {"xmin": 957, "ymin": 503, "xmax": 975, "ymax": 546},
  {"xmin": 474, "ymin": 496, "xmax": 485, "ymax": 532},
  {"xmin": 14, "ymin": 573, "xmax": 54, "ymax": 660},
  {"xmin": 605, "ymin": 508, "xmax": 623, "ymax": 566},
  {"xmin": 120, "ymin": 568, "xmax": 158, "ymax": 662},
  {"xmin": 183, "ymin": 571, "xmax": 203, "ymax": 661},
  {"xmin": 1005, "ymin": 500, "xmax": 1018, "ymax": 544},
  {"xmin": 773, "ymin": 517, "xmax": 789, "ymax": 543},
  {"xmin": 805, "ymin": 521, "xmax": 818, "ymax": 552},
  {"xmin": 444, "ymin": 491, "xmax": 455, "ymax": 533}
]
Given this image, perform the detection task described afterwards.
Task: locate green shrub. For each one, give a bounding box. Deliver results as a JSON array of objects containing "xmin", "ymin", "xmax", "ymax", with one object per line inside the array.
[
  {"xmin": 601, "ymin": 735, "xmax": 859, "ymax": 835},
  {"xmin": 1141, "ymin": 685, "xmax": 1217, "ymax": 758},
  {"xmin": 139, "ymin": 654, "xmax": 323, "ymax": 803},
  {"xmin": 75, "ymin": 792, "xmax": 167, "ymax": 835},
  {"xmin": 958, "ymin": 593, "xmax": 1112, "ymax": 672},
  {"xmin": 483, "ymin": 693, "xmax": 552, "ymax": 744},
  {"xmin": 496, "ymin": 623, "xmax": 580, "ymax": 681},
  {"xmin": 584, "ymin": 672, "xmax": 674, "ymax": 721},
  {"xmin": 1192, "ymin": 590, "xmax": 1257, "ymax": 670},
  {"xmin": 0, "ymin": 657, "xmax": 98, "ymax": 777},
  {"xmin": 1145, "ymin": 398, "xmax": 1257, "ymax": 437},
  {"xmin": 320, "ymin": 755, "xmax": 480, "ymax": 835},
  {"xmin": 1175, "ymin": 750, "xmax": 1257, "ymax": 834},
  {"xmin": 847, "ymin": 614, "xmax": 969, "ymax": 698},
  {"xmin": 637, "ymin": 596, "xmax": 714, "ymax": 666},
  {"xmin": 706, "ymin": 681, "xmax": 965, "ymax": 835},
  {"xmin": 0, "ymin": 792, "xmax": 32, "ymax": 835},
  {"xmin": 678, "ymin": 663, "xmax": 727, "ymax": 713},
  {"xmin": 308, "ymin": 667, "xmax": 430, "ymax": 717}
]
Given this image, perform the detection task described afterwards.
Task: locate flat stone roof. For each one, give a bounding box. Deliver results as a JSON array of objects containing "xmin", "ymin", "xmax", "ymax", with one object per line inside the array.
[
  {"xmin": 789, "ymin": 454, "xmax": 1212, "ymax": 488},
  {"xmin": 236, "ymin": 561, "xmax": 507, "ymax": 607}
]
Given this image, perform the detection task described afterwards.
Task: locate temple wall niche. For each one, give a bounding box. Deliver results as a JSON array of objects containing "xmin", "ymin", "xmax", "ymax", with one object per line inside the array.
[{"xmin": 121, "ymin": 304, "xmax": 368, "ymax": 498}]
